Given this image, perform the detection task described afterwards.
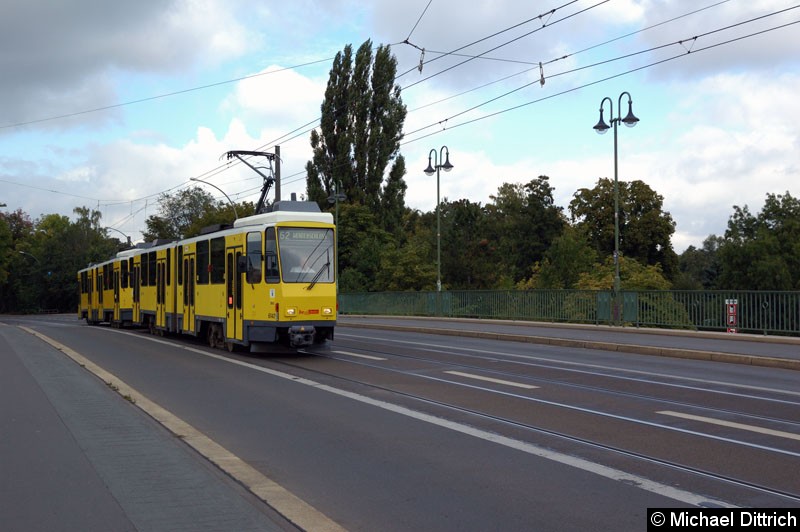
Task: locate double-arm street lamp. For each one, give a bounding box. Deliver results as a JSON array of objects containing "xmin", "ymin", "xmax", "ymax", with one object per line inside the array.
[
  {"xmin": 593, "ymin": 92, "xmax": 639, "ymax": 318},
  {"xmin": 190, "ymin": 177, "xmax": 238, "ymax": 220},
  {"xmin": 424, "ymin": 146, "xmax": 453, "ymax": 292}
]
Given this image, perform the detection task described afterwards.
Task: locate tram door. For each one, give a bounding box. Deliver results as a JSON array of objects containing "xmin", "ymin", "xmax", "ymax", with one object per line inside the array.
[
  {"xmin": 113, "ymin": 267, "xmax": 120, "ymax": 322},
  {"xmin": 132, "ymin": 264, "xmax": 140, "ymax": 323},
  {"xmin": 156, "ymin": 257, "xmax": 166, "ymax": 329},
  {"xmin": 182, "ymin": 254, "xmax": 195, "ymax": 334},
  {"xmin": 226, "ymin": 246, "xmax": 243, "ymax": 343}
]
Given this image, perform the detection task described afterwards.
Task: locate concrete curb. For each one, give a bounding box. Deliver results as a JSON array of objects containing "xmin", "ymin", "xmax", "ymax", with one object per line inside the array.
[{"xmin": 20, "ymin": 326, "xmax": 347, "ymax": 532}]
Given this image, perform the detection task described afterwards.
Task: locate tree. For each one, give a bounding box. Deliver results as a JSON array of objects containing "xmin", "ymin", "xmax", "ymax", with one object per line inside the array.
[
  {"xmin": 335, "ymin": 203, "xmax": 392, "ymax": 292},
  {"xmin": 439, "ymin": 199, "xmax": 497, "ymax": 289},
  {"xmin": 717, "ymin": 192, "xmax": 800, "ymax": 290},
  {"xmin": 518, "ymin": 225, "xmax": 597, "ymax": 289},
  {"xmin": 484, "ymin": 176, "xmax": 566, "ymax": 284},
  {"xmin": 675, "ymin": 235, "xmax": 723, "ymax": 290},
  {"xmin": 575, "ymin": 256, "xmax": 672, "ymax": 291},
  {"xmin": 143, "ymin": 187, "xmax": 222, "ymax": 241},
  {"xmin": 569, "ymin": 178, "xmax": 678, "ymax": 279},
  {"xmin": 306, "ymin": 39, "xmax": 408, "ymax": 233}
]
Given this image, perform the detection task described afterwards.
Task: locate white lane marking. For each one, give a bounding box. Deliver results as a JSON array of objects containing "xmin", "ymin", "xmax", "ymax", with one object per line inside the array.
[
  {"xmin": 658, "ymin": 411, "xmax": 800, "ymax": 442},
  {"xmin": 445, "ymin": 370, "xmax": 538, "ymax": 389},
  {"xmin": 332, "ymin": 350, "xmax": 387, "ymax": 361},
  {"xmin": 100, "ymin": 328, "xmax": 731, "ymax": 507},
  {"xmin": 337, "ymin": 332, "xmax": 800, "ymax": 400},
  {"xmin": 100, "ymin": 328, "xmax": 800, "ymax": 459}
]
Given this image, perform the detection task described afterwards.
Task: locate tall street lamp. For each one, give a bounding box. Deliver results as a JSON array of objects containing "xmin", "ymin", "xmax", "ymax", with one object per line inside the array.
[
  {"xmin": 593, "ymin": 91, "xmax": 640, "ymax": 322},
  {"xmin": 190, "ymin": 177, "xmax": 238, "ymax": 220},
  {"xmin": 105, "ymin": 226, "xmax": 132, "ymax": 247},
  {"xmin": 424, "ymin": 146, "xmax": 453, "ymax": 292},
  {"xmin": 327, "ymin": 181, "xmax": 346, "ymax": 291}
]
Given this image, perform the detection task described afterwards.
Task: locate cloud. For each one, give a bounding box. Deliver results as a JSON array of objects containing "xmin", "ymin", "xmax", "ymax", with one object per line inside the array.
[
  {"xmin": 223, "ymin": 65, "xmax": 326, "ymax": 127},
  {"xmin": 0, "ymin": 0, "xmax": 255, "ymax": 130}
]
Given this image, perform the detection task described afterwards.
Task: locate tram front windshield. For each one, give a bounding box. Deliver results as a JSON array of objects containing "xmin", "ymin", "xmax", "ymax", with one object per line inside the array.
[{"xmin": 278, "ymin": 227, "xmax": 334, "ymax": 284}]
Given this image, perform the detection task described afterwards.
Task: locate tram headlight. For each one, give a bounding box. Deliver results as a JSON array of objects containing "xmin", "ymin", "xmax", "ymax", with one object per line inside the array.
[
  {"xmin": 285, "ymin": 307, "xmax": 297, "ymax": 316},
  {"xmin": 322, "ymin": 307, "xmax": 333, "ymax": 316}
]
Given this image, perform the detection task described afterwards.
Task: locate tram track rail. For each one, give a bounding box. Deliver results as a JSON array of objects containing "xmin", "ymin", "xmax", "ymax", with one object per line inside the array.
[
  {"xmin": 276, "ymin": 344, "xmax": 800, "ymax": 505},
  {"xmin": 325, "ymin": 336, "xmax": 800, "ymax": 428}
]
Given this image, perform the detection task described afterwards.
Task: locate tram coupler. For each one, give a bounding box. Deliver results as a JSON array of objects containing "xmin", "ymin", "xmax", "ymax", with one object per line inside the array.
[{"xmin": 288, "ymin": 325, "xmax": 316, "ymax": 347}]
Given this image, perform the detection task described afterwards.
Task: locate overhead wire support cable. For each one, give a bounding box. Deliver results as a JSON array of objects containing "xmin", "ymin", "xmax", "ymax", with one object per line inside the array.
[
  {"xmin": 402, "ymin": 5, "xmax": 800, "ymax": 141},
  {"xmin": 0, "ymin": 57, "xmax": 334, "ymax": 130},
  {"xmin": 399, "ymin": 0, "xmax": 610, "ymax": 92},
  {"xmin": 395, "ymin": 0, "xmax": 581, "ymax": 79},
  {"xmin": 401, "ymin": 17, "xmax": 800, "ymax": 147}
]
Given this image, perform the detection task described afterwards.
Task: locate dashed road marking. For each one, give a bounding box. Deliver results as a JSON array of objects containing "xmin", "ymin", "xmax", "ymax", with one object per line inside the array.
[
  {"xmin": 658, "ymin": 410, "xmax": 800, "ymax": 442},
  {"xmin": 332, "ymin": 350, "xmax": 387, "ymax": 361},
  {"xmin": 444, "ymin": 370, "xmax": 538, "ymax": 389}
]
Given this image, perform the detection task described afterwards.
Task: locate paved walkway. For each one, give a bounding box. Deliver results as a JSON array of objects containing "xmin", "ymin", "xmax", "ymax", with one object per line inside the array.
[
  {"xmin": 0, "ymin": 323, "xmax": 293, "ymax": 532},
  {"xmin": 339, "ymin": 315, "xmax": 800, "ymax": 370}
]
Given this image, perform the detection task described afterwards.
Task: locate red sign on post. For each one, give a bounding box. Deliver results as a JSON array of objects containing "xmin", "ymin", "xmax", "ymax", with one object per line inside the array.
[{"xmin": 725, "ymin": 298, "xmax": 738, "ymax": 333}]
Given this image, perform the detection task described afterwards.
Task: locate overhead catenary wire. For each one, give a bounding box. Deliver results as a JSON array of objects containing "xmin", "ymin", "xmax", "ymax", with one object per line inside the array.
[
  {"xmin": 9, "ymin": 1, "xmax": 789, "ymax": 230},
  {"xmin": 400, "ymin": 5, "xmax": 800, "ymax": 141},
  {"xmin": 401, "ymin": 17, "xmax": 800, "ymax": 147}
]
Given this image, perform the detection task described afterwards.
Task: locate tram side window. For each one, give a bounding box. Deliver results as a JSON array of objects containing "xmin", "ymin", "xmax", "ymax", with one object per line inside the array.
[
  {"xmin": 246, "ymin": 232, "xmax": 262, "ymax": 284},
  {"xmin": 121, "ymin": 260, "xmax": 128, "ymax": 289},
  {"xmin": 148, "ymin": 251, "xmax": 157, "ymax": 286},
  {"xmin": 210, "ymin": 237, "xmax": 225, "ymax": 284},
  {"xmin": 129, "ymin": 258, "xmax": 134, "ymax": 287},
  {"xmin": 166, "ymin": 248, "xmax": 171, "ymax": 286},
  {"xmin": 141, "ymin": 255, "xmax": 148, "ymax": 287},
  {"xmin": 177, "ymin": 246, "xmax": 183, "ymax": 286},
  {"xmin": 265, "ymin": 227, "xmax": 279, "ymax": 283},
  {"xmin": 197, "ymin": 240, "xmax": 209, "ymax": 284}
]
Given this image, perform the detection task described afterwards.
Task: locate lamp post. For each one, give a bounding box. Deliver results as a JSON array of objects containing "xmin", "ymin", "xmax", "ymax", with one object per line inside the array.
[
  {"xmin": 327, "ymin": 181, "xmax": 346, "ymax": 291},
  {"xmin": 593, "ymin": 91, "xmax": 639, "ymax": 323},
  {"xmin": 424, "ymin": 146, "xmax": 453, "ymax": 292},
  {"xmin": 105, "ymin": 226, "xmax": 132, "ymax": 247},
  {"xmin": 190, "ymin": 177, "xmax": 238, "ymax": 220}
]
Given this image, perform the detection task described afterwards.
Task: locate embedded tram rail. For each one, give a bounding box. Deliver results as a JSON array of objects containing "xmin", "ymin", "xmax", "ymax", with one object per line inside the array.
[{"xmin": 291, "ymin": 348, "xmax": 800, "ymax": 506}]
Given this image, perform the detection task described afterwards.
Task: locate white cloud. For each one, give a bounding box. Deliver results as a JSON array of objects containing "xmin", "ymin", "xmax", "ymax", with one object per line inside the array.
[{"xmin": 224, "ymin": 66, "xmax": 326, "ymax": 126}]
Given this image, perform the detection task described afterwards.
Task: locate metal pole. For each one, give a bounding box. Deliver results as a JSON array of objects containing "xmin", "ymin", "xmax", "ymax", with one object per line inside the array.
[
  {"xmin": 275, "ymin": 145, "xmax": 281, "ymax": 202},
  {"xmin": 613, "ymin": 117, "xmax": 620, "ymax": 297},
  {"xmin": 436, "ymin": 163, "xmax": 441, "ymax": 293}
]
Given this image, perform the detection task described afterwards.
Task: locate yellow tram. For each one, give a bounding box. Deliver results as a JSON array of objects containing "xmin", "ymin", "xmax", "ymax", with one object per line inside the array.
[{"xmin": 78, "ymin": 200, "xmax": 336, "ymax": 350}]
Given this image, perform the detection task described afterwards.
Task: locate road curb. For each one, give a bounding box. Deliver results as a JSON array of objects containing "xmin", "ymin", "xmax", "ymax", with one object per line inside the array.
[{"xmin": 19, "ymin": 325, "xmax": 347, "ymax": 532}]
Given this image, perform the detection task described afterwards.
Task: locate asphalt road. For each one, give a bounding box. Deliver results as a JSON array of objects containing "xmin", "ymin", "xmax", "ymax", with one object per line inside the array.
[{"xmin": 3, "ymin": 314, "xmax": 799, "ymax": 531}]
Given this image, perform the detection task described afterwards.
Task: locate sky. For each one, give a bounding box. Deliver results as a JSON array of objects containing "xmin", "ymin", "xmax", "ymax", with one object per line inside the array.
[{"xmin": 1, "ymin": 0, "xmax": 798, "ymax": 253}]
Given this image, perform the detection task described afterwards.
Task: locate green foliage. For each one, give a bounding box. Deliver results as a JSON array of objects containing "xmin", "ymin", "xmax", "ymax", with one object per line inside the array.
[
  {"xmin": 484, "ymin": 176, "xmax": 566, "ymax": 283},
  {"xmin": 575, "ymin": 256, "xmax": 672, "ymax": 291},
  {"xmin": 440, "ymin": 199, "xmax": 498, "ymax": 289},
  {"xmin": 335, "ymin": 204, "xmax": 392, "ymax": 292},
  {"xmin": 306, "ymin": 39, "xmax": 407, "ymax": 233},
  {"xmin": 518, "ymin": 225, "xmax": 597, "ymax": 289},
  {"xmin": 143, "ymin": 187, "xmax": 218, "ymax": 240},
  {"xmin": 675, "ymin": 235, "xmax": 723, "ymax": 290},
  {"xmin": 717, "ymin": 192, "xmax": 800, "ymax": 290},
  {"xmin": 569, "ymin": 178, "xmax": 678, "ymax": 279},
  {"xmin": 0, "ymin": 207, "xmax": 119, "ymax": 313}
]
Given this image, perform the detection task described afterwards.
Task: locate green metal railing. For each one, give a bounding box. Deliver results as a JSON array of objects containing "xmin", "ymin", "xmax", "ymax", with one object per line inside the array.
[{"xmin": 339, "ymin": 290, "xmax": 800, "ymax": 336}]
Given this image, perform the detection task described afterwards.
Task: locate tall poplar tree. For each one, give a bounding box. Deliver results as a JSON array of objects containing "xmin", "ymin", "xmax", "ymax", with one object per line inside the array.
[{"xmin": 306, "ymin": 39, "xmax": 407, "ymax": 229}]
